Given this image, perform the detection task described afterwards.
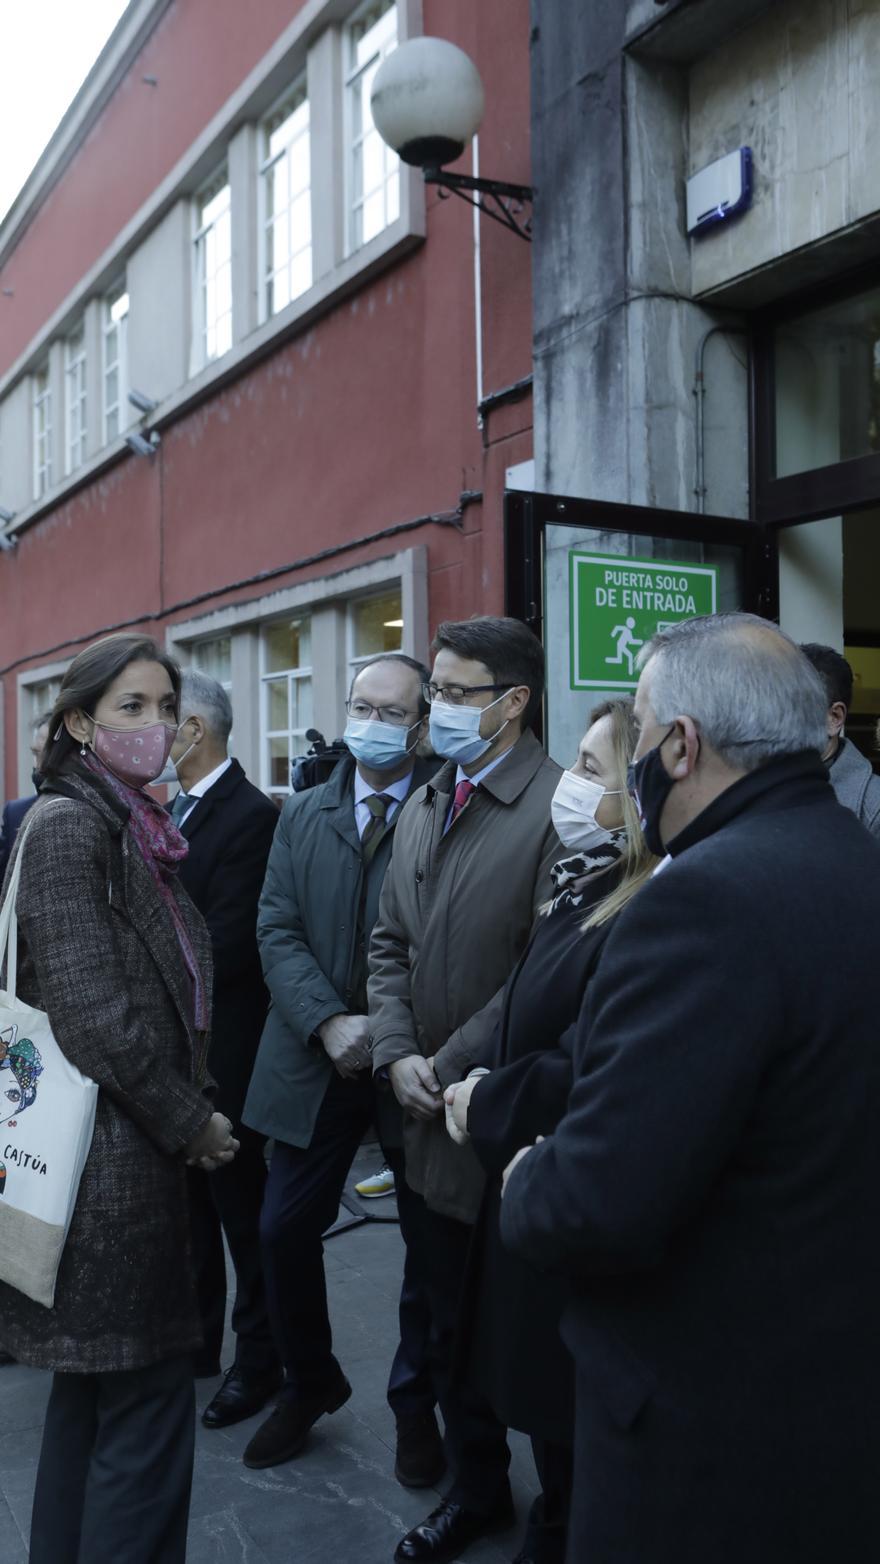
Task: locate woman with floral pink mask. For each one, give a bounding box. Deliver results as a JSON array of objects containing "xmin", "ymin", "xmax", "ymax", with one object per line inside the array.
[{"xmin": 0, "ymin": 631, "xmax": 237, "ymax": 1564}]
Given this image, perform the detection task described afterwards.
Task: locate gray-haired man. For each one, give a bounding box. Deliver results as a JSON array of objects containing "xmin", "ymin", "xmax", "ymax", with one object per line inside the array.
[
  {"xmin": 501, "ymin": 614, "xmax": 880, "ymax": 1564},
  {"xmin": 168, "ymin": 670, "xmax": 282, "ymax": 1427}
]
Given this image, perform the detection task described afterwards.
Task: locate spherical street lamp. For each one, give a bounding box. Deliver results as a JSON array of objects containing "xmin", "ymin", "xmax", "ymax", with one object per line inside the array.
[
  {"xmin": 370, "ymin": 37, "xmax": 485, "ymax": 170},
  {"xmin": 370, "ymin": 36, "xmax": 532, "ymax": 241}
]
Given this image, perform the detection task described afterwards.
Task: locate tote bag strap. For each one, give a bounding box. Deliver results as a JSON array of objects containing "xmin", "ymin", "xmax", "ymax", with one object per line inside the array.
[{"xmin": 0, "ymin": 808, "xmax": 44, "ymax": 1006}]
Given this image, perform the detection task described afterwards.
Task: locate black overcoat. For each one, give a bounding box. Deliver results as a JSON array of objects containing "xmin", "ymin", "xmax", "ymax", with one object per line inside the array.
[
  {"xmin": 0, "ymin": 768, "xmax": 214, "ymax": 1373},
  {"xmin": 172, "ymin": 759, "xmax": 278, "ymax": 1122},
  {"xmin": 501, "ymin": 754, "xmax": 880, "ymax": 1564},
  {"xmin": 461, "ymin": 866, "xmax": 620, "ymax": 1442}
]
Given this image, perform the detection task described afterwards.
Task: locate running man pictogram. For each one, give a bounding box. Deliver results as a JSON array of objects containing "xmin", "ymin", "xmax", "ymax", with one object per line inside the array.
[{"xmin": 605, "ymin": 616, "xmax": 644, "ymax": 677}]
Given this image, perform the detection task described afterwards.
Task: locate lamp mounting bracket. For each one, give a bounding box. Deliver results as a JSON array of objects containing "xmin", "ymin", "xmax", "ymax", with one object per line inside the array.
[{"xmin": 424, "ymin": 169, "xmax": 533, "ymax": 241}]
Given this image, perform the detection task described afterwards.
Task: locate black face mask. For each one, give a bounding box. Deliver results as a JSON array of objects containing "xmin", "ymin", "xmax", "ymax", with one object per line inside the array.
[
  {"xmin": 627, "ymin": 725, "xmax": 678, "ymax": 857},
  {"xmin": 31, "ymin": 768, "xmax": 43, "ymax": 793}
]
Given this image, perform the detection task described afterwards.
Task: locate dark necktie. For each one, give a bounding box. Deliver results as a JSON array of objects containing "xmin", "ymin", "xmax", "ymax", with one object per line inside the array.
[
  {"xmin": 450, "ymin": 778, "xmax": 477, "ymax": 824},
  {"xmin": 361, "ymin": 793, "xmax": 393, "ymax": 865},
  {"xmin": 170, "ymin": 791, "xmax": 194, "ymax": 826}
]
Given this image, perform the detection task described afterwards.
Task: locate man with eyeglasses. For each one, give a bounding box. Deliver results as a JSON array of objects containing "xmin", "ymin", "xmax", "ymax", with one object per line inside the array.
[
  {"xmin": 368, "ymin": 616, "xmax": 563, "ymax": 1564},
  {"xmin": 242, "ymin": 652, "xmax": 443, "ymax": 1488}
]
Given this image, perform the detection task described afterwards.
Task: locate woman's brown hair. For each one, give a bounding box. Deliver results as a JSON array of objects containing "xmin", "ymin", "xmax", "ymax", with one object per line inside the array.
[{"xmin": 40, "ymin": 633, "xmax": 182, "ymax": 781}]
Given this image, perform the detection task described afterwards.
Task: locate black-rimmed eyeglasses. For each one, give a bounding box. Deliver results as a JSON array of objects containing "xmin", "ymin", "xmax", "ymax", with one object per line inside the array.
[
  {"xmin": 345, "ymin": 699, "xmax": 417, "ymax": 727},
  {"xmin": 421, "ymin": 683, "xmax": 510, "ymax": 705}
]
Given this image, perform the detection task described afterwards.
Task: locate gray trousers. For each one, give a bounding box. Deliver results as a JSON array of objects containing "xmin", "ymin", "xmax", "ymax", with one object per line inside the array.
[{"xmin": 29, "ymin": 1354, "xmax": 194, "ymax": 1564}]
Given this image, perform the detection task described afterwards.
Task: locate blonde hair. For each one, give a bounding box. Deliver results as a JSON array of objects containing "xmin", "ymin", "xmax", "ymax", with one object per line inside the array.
[{"xmin": 577, "ymin": 699, "xmax": 659, "ymax": 932}]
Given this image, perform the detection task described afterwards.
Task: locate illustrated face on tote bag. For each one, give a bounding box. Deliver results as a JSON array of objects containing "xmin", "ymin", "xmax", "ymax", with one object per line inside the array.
[{"xmin": 0, "ymin": 1024, "xmax": 44, "ymax": 1125}]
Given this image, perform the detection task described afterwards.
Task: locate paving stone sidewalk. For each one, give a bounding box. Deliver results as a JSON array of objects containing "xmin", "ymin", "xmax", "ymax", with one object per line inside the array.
[{"xmin": 0, "ymin": 1142, "xmax": 537, "ymax": 1563}]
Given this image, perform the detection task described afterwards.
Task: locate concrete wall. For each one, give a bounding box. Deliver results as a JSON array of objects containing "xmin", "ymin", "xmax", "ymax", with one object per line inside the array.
[
  {"xmin": 690, "ymin": 0, "xmax": 880, "ymax": 298},
  {"xmin": 531, "ymin": 5, "xmax": 748, "ymax": 517}
]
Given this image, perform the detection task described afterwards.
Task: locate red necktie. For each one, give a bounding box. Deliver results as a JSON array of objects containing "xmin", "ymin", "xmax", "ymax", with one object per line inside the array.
[{"xmin": 450, "ymin": 779, "xmax": 477, "ymax": 824}]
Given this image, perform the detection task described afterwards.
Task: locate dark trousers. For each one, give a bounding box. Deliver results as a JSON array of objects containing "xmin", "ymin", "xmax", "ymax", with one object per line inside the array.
[
  {"xmin": 403, "ymin": 1188, "xmax": 511, "ymax": 1514},
  {"xmin": 188, "ymin": 1121, "xmax": 279, "ymax": 1376},
  {"xmin": 260, "ymin": 1070, "xmax": 434, "ymax": 1414},
  {"xmin": 29, "ymin": 1354, "xmax": 194, "ymax": 1564},
  {"xmin": 524, "ymin": 1438, "xmax": 574, "ymax": 1564}
]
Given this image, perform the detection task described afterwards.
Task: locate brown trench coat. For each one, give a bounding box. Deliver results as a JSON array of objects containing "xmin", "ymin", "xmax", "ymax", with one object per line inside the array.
[
  {"xmin": 367, "ymin": 729, "xmax": 562, "ymax": 1224},
  {"xmin": 0, "ymin": 769, "xmax": 214, "ymax": 1373}
]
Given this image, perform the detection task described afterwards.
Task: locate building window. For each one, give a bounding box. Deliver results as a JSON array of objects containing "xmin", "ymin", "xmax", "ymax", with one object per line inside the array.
[
  {"xmin": 64, "ymin": 322, "xmax": 88, "ymax": 475},
  {"xmin": 260, "ymin": 85, "xmax": 312, "ymax": 318},
  {"xmin": 261, "ymin": 616, "xmax": 313, "ymax": 799},
  {"xmin": 103, "ymin": 284, "xmax": 129, "ymax": 442},
  {"xmin": 774, "ymin": 283, "xmax": 880, "ymax": 479},
  {"xmin": 33, "ymin": 363, "xmax": 53, "ymax": 499},
  {"xmin": 26, "ymin": 677, "xmax": 63, "ymax": 730},
  {"xmin": 193, "ymin": 171, "xmax": 232, "ymax": 368},
  {"xmin": 346, "ymin": 0, "xmax": 399, "ymax": 253},
  {"xmin": 191, "ymin": 635, "xmax": 232, "ymax": 688},
  {"xmin": 348, "ymin": 588, "xmax": 403, "ymax": 674}
]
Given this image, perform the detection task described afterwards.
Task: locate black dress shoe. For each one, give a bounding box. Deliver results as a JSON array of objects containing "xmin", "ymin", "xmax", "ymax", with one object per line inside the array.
[
  {"xmin": 201, "ymin": 1365, "xmax": 284, "ymax": 1429},
  {"xmin": 0, "ymin": 1350, "xmax": 16, "ymax": 1367},
  {"xmin": 394, "ymin": 1494, "xmax": 516, "ymax": 1562},
  {"xmin": 242, "ymin": 1369, "xmax": 352, "ymax": 1468},
  {"xmin": 394, "ymin": 1409, "xmax": 446, "ymax": 1488}
]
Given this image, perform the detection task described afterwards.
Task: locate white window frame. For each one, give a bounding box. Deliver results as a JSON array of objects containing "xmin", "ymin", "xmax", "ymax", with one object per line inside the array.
[
  {"xmin": 102, "ymin": 283, "xmax": 129, "ymax": 443},
  {"xmin": 64, "ymin": 322, "xmax": 88, "ymax": 475},
  {"xmin": 347, "ymin": 586, "xmax": 405, "ymax": 676},
  {"xmin": 258, "ymin": 81, "xmax": 312, "ymax": 324},
  {"xmin": 345, "ymin": 0, "xmax": 400, "ymax": 256},
  {"xmin": 192, "ymin": 167, "xmax": 233, "ymax": 372},
  {"xmin": 260, "ymin": 618, "xmax": 314, "ymax": 800},
  {"xmin": 16, "ymin": 661, "xmax": 69, "ymax": 794},
  {"xmin": 32, "ymin": 364, "xmax": 53, "ymax": 500},
  {"xmin": 190, "ymin": 634, "xmax": 233, "ymax": 690}
]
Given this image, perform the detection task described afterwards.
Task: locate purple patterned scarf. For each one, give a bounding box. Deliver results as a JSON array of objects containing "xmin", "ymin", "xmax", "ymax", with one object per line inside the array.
[{"xmin": 84, "ymin": 753, "xmax": 208, "ymax": 1032}]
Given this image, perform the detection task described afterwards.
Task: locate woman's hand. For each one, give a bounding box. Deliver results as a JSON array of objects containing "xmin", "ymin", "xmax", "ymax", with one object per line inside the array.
[
  {"xmin": 501, "ymin": 1136, "xmax": 544, "ymax": 1197},
  {"xmin": 185, "ymin": 1111, "xmax": 239, "ymax": 1172},
  {"xmin": 443, "ymin": 1074, "xmax": 486, "ymax": 1146}
]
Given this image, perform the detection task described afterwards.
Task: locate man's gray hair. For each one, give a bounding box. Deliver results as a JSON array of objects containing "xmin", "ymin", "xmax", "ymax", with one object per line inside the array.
[
  {"xmin": 179, "ymin": 668, "xmax": 233, "ymax": 744},
  {"xmin": 638, "ymin": 613, "xmax": 828, "ymax": 771}
]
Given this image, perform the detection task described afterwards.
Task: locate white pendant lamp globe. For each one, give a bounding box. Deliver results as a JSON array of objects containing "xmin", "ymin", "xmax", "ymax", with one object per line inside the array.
[{"xmin": 370, "ymin": 37, "xmax": 485, "ymax": 169}]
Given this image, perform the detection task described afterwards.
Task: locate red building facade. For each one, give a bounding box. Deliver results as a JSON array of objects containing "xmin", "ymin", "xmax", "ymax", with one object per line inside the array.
[{"xmin": 0, "ymin": 0, "xmax": 532, "ymax": 801}]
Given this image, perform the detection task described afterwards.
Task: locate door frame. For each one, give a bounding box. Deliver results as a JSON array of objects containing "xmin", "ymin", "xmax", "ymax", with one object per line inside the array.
[
  {"xmin": 505, "ymin": 489, "xmax": 773, "ymax": 634},
  {"xmin": 504, "ymin": 489, "xmax": 772, "ymax": 741}
]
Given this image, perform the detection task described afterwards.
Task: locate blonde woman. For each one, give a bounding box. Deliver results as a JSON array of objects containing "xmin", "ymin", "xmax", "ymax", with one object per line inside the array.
[{"xmin": 444, "ymin": 698, "xmax": 655, "ymax": 1564}]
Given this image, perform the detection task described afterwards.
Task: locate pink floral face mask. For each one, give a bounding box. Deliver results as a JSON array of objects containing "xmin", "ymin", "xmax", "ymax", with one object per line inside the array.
[{"xmin": 86, "ymin": 719, "xmax": 178, "ymax": 788}]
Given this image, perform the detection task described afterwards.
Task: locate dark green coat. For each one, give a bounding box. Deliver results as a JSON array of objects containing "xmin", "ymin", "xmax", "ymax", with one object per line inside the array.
[{"xmin": 243, "ymin": 755, "xmax": 436, "ymax": 1148}]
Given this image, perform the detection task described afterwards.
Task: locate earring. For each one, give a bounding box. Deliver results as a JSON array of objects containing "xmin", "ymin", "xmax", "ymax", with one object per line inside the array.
[{"xmin": 80, "ymin": 743, "xmax": 87, "ymax": 757}]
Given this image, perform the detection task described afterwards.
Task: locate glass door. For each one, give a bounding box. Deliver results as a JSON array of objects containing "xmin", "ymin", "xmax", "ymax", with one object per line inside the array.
[{"xmin": 505, "ymin": 491, "xmax": 766, "ymax": 765}]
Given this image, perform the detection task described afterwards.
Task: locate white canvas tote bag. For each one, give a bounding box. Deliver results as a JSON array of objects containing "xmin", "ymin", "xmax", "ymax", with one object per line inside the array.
[{"xmin": 0, "ymin": 812, "xmax": 98, "ymax": 1307}]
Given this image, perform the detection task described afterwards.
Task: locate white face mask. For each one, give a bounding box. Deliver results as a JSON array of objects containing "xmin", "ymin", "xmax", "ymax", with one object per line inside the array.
[
  {"xmin": 551, "ymin": 769, "xmax": 623, "ymax": 852},
  {"xmin": 148, "ymin": 723, "xmax": 198, "ymax": 787}
]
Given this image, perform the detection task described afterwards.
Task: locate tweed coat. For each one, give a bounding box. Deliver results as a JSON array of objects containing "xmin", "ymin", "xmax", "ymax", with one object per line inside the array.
[{"xmin": 0, "ymin": 767, "xmax": 214, "ymax": 1373}]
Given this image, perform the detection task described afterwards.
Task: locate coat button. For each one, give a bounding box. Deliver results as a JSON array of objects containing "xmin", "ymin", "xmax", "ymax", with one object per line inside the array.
[{"xmin": 415, "ymin": 870, "xmax": 424, "ymax": 883}]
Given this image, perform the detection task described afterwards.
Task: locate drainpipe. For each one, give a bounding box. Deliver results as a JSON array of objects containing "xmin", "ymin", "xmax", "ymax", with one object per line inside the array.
[{"xmin": 472, "ymin": 135, "xmax": 484, "ymax": 431}]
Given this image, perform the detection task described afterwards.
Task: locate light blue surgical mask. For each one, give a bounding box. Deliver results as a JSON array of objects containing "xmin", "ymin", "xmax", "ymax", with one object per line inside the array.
[
  {"xmin": 344, "ymin": 716, "xmax": 420, "ymax": 771},
  {"xmin": 428, "ymin": 689, "xmax": 512, "ymax": 767}
]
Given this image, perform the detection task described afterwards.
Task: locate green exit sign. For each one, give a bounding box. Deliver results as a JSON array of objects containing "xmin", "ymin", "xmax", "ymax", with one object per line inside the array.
[{"xmin": 569, "ymin": 552, "xmax": 718, "ymax": 690}]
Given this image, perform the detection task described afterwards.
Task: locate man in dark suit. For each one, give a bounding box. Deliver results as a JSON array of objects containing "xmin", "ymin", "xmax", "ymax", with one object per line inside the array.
[
  {"xmin": 501, "ymin": 614, "xmax": 880, "ymax": 1564},
  {"xmin": 168, "ymin": 670, "xmax": 282, "ymax": 1428},
  {"xmin": 242, "ymin": 653, "xmax": 442, "ymax": 1487},
  {"xmin": 0, "ymin": 713, "xmax": 51, "ymax": 882}
]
